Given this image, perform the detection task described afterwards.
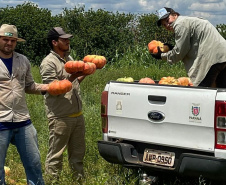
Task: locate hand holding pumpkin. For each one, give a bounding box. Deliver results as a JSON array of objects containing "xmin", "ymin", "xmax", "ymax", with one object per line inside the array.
[
  {"xmin": 148, "ymin": 40, "xmax": 170, "ymax": 54},
  {"xmin": 47, "ymin": 79, "xmax": 72, "ymax": 96},
  {"xmin": 164, "ymin": 43, "xmax": 174, "ymax": 50},
  {"xmin": 64, "ymin": 60, "xmax": 96, "ymax": 75},
  {"xmin": 151, "ymin": 47, "xmax": 162, "ymax": 59},
  {"xmin": 64, "ymin": 54, "xmax": 106, "ymax": 75},
  {"xmin": 64, "ymin": 60, "xmax": 85, "ymax": 74},
  {"xmin": 83, "ymin": 62, "xmax": 96, "ymax": 75}
]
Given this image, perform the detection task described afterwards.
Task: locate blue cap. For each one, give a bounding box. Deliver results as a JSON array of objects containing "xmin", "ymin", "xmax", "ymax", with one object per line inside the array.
[{"xmin": 157, "ymin": 7, "xmax": 177, "ymax": 26}]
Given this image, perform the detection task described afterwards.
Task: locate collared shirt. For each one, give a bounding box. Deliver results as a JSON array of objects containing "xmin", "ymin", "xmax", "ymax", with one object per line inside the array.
[
  {"xmin": 1, "ymin": 57, "xmax": 13, "ymax": 75},
  {"xmin": 0, "ymin": 52, "xmax": 45, "ymax": 123},
  {"xmin": 161, "ymin": 16, "xmax": 226, "ymax": 86},
  {"xmin": 40, "ymin": 50, "xmax": 82, "ymax": 119}
]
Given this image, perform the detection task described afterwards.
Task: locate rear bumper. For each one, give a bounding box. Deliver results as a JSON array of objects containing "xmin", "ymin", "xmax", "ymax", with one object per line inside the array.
[{"xmin": 98, "ymin": 140, "xmax": 226, "ymax": 181}]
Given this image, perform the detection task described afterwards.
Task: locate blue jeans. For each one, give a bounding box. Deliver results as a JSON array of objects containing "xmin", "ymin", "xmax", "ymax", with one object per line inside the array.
[{"xmin": 0, "ymin": 124, "xmax": 45, "ymax": 185}]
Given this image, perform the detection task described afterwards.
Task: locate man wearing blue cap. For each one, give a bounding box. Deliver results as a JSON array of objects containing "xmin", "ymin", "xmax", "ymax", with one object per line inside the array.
[{"xmin": 152, "ymin": 7, "xmax": 226, "ymax": 88}]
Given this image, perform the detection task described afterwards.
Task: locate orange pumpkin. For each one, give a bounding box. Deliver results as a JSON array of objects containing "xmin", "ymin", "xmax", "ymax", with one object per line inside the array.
[
  {"xmin": 64, "ymin": 60, "xmax": 85, "ymax": 74},
  {"xmin": 83, "ymin": 55, "xmax": 107, "ymax": 69},
  {"xmin": 89, "ymin": 62, "xmax": 97, "ymax": 73},
  {"xmin": 83, "ymin": 62, "xmax": 96, "ymax": 75},
  {"xmin": 158, "ymin": 76, "xmax": 179, "ymax": 85},
  {"xmin": 83, "ymin": 55, "xmax": 94, "ymax": 63},
  {"xmin": 148, "ymin": 40, "xmax": 169, "ymax": 54},
  {"xmin": 48, "ymin": 79, "xmax": 72, "ymax": 96},
  {"xmin": 139, "ymin": 77, "xmax": 155, "ymax": 84},
  {"xmin": 178, "ymin": 77, "xmax": 193, "ymax": 86},
  {"xmin": 148, "ymin": 40, "xmax": 158, "ymax": 53}
]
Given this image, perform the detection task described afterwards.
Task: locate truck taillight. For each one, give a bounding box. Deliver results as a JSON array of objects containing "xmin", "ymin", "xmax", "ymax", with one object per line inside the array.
[
  {"xmin": 215, "ymin": 101, "xmax": 226, "ymax": 149},
  {"xmin": 101, "ymin": 91, "xmax": 108, "ymax": 133}
]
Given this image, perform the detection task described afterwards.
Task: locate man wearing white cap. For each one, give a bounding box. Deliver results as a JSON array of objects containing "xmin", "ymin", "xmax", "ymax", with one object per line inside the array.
[
  {"xmin": 0, "ymin": 24, "xmax": 48, "ymax": 185},
  {"xmin": 152, "ymin": 7, "xmax": 226, "ymax": 88}
]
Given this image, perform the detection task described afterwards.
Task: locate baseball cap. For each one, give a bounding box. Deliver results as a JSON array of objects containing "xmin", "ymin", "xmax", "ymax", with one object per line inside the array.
[
  {"xmin": 0, "ymin": 24, "xmax": 25, "ymax": 42},
  {"xmin": 47, "ymin": 27, "xmax": 73, "ymax": 39},
  {"xmin": 156, "ymin": 7, "xmax": 178, "ymax": 27}
]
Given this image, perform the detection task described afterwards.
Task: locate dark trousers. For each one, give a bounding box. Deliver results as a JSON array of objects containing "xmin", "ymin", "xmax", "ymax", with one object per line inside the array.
[{"xmin": 199, "ymin": 62, "xmax": 226, "ymax": 88}]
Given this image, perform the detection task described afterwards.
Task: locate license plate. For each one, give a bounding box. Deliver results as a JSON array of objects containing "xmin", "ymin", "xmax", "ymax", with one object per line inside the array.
[{"xmin": 143, "ymin": 149, "xmax": 175, "ymax": 167}]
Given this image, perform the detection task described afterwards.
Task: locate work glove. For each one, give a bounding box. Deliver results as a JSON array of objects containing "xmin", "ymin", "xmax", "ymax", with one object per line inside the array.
[
  {"xmin": 151, "ymin": 47, "xmax": 162, "ymax": 60},
  {"xmin": 164, "ymin": 43, "xmax": 174, "ymax": 50}
]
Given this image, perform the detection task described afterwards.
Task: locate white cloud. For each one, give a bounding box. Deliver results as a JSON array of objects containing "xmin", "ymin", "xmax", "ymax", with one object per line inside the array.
[
  {"xmin": 199, "ymin": 0, "xmax": 222, "ymax": 2},
  {"xmin": 0, "ymin": 0, "xmax": 24, "ymax": 5},
  {"xmin": 189, "ymin": 1, "xmax": 226, "ymax": 11},
  {"xmin": 0, "ymin": 0, "xmax": 226, "ymax": 26}
]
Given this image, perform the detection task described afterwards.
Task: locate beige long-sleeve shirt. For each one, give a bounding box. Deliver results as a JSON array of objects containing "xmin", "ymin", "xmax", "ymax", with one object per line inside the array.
[
  {"xmin": 161, "ymin": 16, "xmax": 226, "ymax": 86},
  {"xmin": 40, "ymin": 51, "xmax": 82, "ymax": 119},
  {"xmin": 0, "ymin": 52, "xmax": 45, "ymax": 122}
]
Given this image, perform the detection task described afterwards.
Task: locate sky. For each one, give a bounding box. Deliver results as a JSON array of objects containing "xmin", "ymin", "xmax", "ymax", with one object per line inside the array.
[{"xmin": 1, "ymin": 0, "xmax": 226, "ymax": 26}]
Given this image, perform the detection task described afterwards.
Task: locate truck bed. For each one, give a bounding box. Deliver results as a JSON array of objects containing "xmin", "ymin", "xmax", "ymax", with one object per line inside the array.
[{"xmin": 106, "ymin": 81, "xmax": 217, "ymax": 152}]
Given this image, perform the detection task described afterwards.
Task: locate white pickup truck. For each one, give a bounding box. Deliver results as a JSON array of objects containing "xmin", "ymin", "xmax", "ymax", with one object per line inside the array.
[{"xmin": 98, "ymin": 80, "xmax": 226, "ymax": 183}]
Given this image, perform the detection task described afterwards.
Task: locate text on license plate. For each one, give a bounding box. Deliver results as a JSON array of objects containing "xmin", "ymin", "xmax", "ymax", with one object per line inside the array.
[{"xmin": 143, "ymin": 149, "xmax": 175, "ymax": 167}]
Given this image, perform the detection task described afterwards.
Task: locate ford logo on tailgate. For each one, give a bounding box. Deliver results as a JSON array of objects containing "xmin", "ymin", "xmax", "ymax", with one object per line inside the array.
[{"xmin": 148, "ymin": 111, "xmax": 165, "ymax": 122}]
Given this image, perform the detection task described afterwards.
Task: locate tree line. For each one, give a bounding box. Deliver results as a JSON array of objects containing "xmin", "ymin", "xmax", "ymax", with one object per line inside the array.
[{"xmin": 0, "ymin": 2, "xmax": 225, "ymax": 66}]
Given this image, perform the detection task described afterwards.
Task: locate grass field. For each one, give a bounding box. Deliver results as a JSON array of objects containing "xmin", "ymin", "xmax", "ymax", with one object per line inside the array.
[{"xmin": 4, "ymin": 48, "xmax": 216, "ymax": 185}]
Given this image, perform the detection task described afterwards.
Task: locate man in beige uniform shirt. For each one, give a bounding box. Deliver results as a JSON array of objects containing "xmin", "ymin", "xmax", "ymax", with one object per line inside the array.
[
  {"xmin": 152, "ymin": 7, "xmax": 226, "ymax": 88},
  {"xmin": 0, "ymin": 24, "xmax": 48, "ymax": 185},
  {"xmin": 40, "ymin": 27, "xmax": 86, "ymax": 182}
]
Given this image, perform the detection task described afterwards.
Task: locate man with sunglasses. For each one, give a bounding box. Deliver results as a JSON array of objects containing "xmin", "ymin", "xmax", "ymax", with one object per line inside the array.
[{"xmin": 152, "ymin": 7, "xmax": 226, "ymax": 88}]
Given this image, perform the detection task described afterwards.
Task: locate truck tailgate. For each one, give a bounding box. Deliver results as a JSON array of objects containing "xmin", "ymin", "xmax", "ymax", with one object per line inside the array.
[{"xmin": 107, "ymin": 81, "xmax": 218, "ymax": 152}]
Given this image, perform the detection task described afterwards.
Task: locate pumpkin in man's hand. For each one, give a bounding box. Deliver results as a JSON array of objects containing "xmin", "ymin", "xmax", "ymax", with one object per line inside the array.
[
  {"xmin": 148, "ymin": 40, "xmax": 169, "ymax": 54},
  {"xmin": 83, "ymin": 62, "xmax": 96, "ymax": 75},
  {"xmin": 83, "ymin": 55, "xmax": 107, "ymax": 69},
  {"xmin": 48, "ymin": 79, "xmax": 72, "ymax": 96},
  {"xmin": 64, "ymin": 60, "xmax": 85, "ymax": 74}
]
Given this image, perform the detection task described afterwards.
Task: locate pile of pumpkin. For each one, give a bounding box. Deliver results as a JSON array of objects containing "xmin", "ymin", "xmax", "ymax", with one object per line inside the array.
[
  {"xmin": 138, "ymin": 76, "xmax": 193, "ymax": 86},
  {"xmin": 47, "ymin": 55, "xmax": 107, "ymax": 96},
  {"xmin": 116, "ymin": 76, "xmax": 193, "ymax": 86}
]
